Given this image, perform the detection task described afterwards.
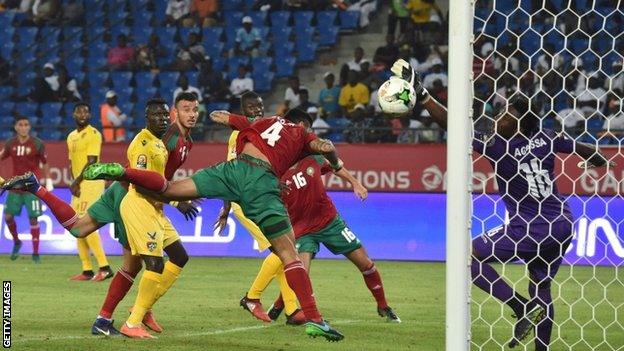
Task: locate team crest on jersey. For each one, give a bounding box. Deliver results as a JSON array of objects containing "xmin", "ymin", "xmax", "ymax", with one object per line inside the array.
[
  {"xmin": 137, "ymin": 154, "xmax": 148, "ymax": 169},
  {"xmin": 141, "ymin": 140, "xmax": 147, "ymax": 146},
  {"xmin": 146, "ymin": 241, "xmax": 157, "ymax": 252},
  {"xmin": 306, "ymin": 167, "xmax": 314, "ymax": 176}
]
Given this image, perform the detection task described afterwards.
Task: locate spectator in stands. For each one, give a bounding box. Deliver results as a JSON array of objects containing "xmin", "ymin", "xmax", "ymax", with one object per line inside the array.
[
  {"xmin": 32, "ymin": 0, "xmax": 60, "ymax": 25},
  {"xmin": 343, "ymin": 0, "xmax": 377, "ymax": 28},
  {"xmin": 0, "ymin": 56, "xmax": 11, "ymax": 82},
  {"xmin": 414, "ymin": 110, "xmax": 441, "ymax": 143},
  {"xmin": 31, "ymin": 63, "xmax": 58, "ymax": 103},
  {"xmin": 318, "ymin": 72, "xmax": 342, "ymax": 118},
  {"xmin": 388, "ymin": 0, "xmax": 409, "ymax": 38},
  {"xmin": 564, "ymin": 57, "xmax": 587, "ymax": 96},
  {"xmin": 284, "ymin": 75, "xmax": 303, "ymax": 110},
  {"xmin": 373, "ymin": 34, "xmax": 400, "ymax": 70},
  {"xmin": 148, "ymin": 33, "xmax": 170, "ymax": 60},
  {"xmin": 56, "ymin": 65, "xmax": 81, "ymax": 103},
  {"xmin": 577, "ymin": 73, "xmax": 607, "ymax": 115},
  {"xmin": 406, "ymin": 0, "xmax": 443, "ymax": 40},
  {"xmin": 310, "ymin": 106, "xmax": 330, "ymax": 137},
  {"xmin": 601, "ymin": 99, "xmax": 624, "ymax": 139},
  {"xmin": 173, "ymin": 74, "xmax": 203, "ymax": 103},
  {"xmin": 340, "ymin": 47, "xmax": 368, "ymax": 86},
  {"xmin": 252, "ymin": 0, "xmax": 284, "ymax": 11},
  {"xmin": 170, "ymin": 32, "xmax": 205, "ymax": 71},
  {"xmin": 107, "ymin": 34, "xmax": 135, "ymax": 70},
  {"xmin": 423, "ymin": 58, "xmax": 448, "ymax": 89},
  {"xmin": 608, "ymin": 59, "xmax": 623, "ymax": 97},
  {"xmin": 191, "ymin": 0, "xmax": 218, "ymax": 27},
  {"xmin": 164, "ymin": 0, "xmax": 193, "ymax": 27},
  {"xmin": 61, "ymin": 0, "xmax": 84, "ymax": 25},
  {"xmin": 135, "ymin": 44, "xmax": 158, "ymax": 70},
  {"xmin": 556, "ymin": 96, "xmax": 585, "ymax": 135},
  {"xmin": 339, "ymin": 70, "xmax": 370, "ymax": 118},
  {"xmin": 232, "ymin": 16, "xmax": 262, "ymax": 58},
  {"xmin": 229, "ymin": 65, "xmax": 254, "ymax": 99},
  {"xmin": 100, "ymin": 90, "xmax": 128, "ymax": 142},
  {"xmin": 429, "ymin": 79, "xmax": 447, "ymax": 106},
  {"xmin": 294, "ymin": 88, "xmax": 316, "ymax": 112},
  {"xmin": 198, "ymin": 57, "xmax": 230, "ymax": 103}
]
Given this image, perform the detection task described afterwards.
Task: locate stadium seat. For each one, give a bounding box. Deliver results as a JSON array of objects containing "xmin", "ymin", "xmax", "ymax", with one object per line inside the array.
[
  {"xmin": 110, "ymin": 26, "xmax": 131, "ymax": 40},
  {"xmin": 221, "ymin": 0, "xmax": 243, "ymax": 11},
  {"xmin": 158, "ymin": 72, "xmax": 181, "ymax": 90},
  {"xmin": 135, "ymin": 72, "xmax": 156, "ymax": 90},
  {"xmin": 88, "ymin": 72, "xmax": 110, "ymax": 88},
  {"xmin": 154, "ymin": 27, "xmax": 177, "ymax": 46},
  {"xmin": 273, "ymin": 41, "xmax": 295, "ymax": 57},
  {"xmin": 0, "ymin": 115, "xmax": 14, "ymax": 126},
  {"xmin": 295, "ymin": 26, "xmax": 315, "ymax": 43},
  {"xmin": 224, "ymin": 11, "xmax": 245, "ymax": 28},
  {"xmin": 224, "ymin": 30, "xmax": 238, "ymax": 50},
  {"xmin": 108, "ymin": 10, "xmax": 129, "ymax": 24},
  {"xmin": 111, "ymin": 72, "xmax": 134, "ymax": 89},
  {"xmin": 212, "ymin": 57, "xmax": 226, "ymax": 71},
  {"xmin": 41, "ymin": 103, "xmax": 63, "ymax": 119},
  {"xmin": 132, "ymin": 26, "xmax": 153, "ymax": 45},
  {"xmin": 0, "ymin": 28, "xmax": 15, "ymax": 46},
  {"xmin": 38, "ymin": 129, "xmax": 62, "ymax": 141},
  {"xmin": 203, "ymin": 27, "xmax": 224, "ymax": 43},
  {"xmin": 270, "ymin": 25, "xmax": 292, "ymax": 42},
  {"xmin": 186, "ymin": 71, "xmax": 199, "ymax": 87},
  {"xmin": 0, "ymin": 11, "xmax": 15, "ymax": 28},
  {"xmin": 40, "ymin": 26, "xmax": 61, "ymax": 45},
  {"xmin": 253, "ymin": 71, "xmax": 274, "ymax": 93},
  {"xmin": 204, "ymin": 40, "xmax": 225, "ymax": 58},
  {"xmin": 0, "ymin": 130, "xmax": 13, "ymax": 139},
  {"xmin": 229, "ymin": 56, "xmax": 250, "ymax": 70},
  {"xmin": 129, "ymin": 0, "xmax": 150, "ymax": 14},
  {"xmin": 62, "ymin": 26, "xmax": 83, "ymax": 40},
  {"xmin": 295, "ymin": 41, "xmax": 318, "ymax": 63},
  {"xmin": 86, "ymin": 56, "xmax": 108, "ymax": 70},
  {"xmin": 248, "ymin": 11, "xmax": 268, "ymax": 27},
  {"xmin": 317, "ymin": 11, "xmax": 338, "ymax": 28},
  {"xmin": 206, "ymin": 102, "xmax": 230, "ymax": 113},
  {"xmin": 339, "ymin": 11, "xmax": 360, "ymax": 31},
  {"xmin": 179, "ymin": 28, "xmax": 201, "ymax": 45},
  {"xmin": 86, "ymin": 26, "xmax": 106, "ymax": 42},
  {"xmin": 270, "ymin": 11, "xmax": 291, "ymax": 28},
  {"xmin": 88, "ymin": 42, "xmax": 108, "ymax": 57},
  {"xmin": 14, "ymin": 27, "xmax": 39, "ymax": 48},
  {"xmin": 0, "ymin": 102, "xmax": 14, "ymax": 114},
  {"xmin": 252, "ymin": 56, "xmax": 273, "ymax": 73},
  {"xmin": 275, "ymin": 56, "xmax": 296, "ymax": 78},
  {"xmin": 0, "ymin": 41, "xmax": 13, "ymax": 60},
  {"xmin": 318, "ymin": 25, "xmax": 339, "ymax": 47},
  {"xmin": 64, "ymin": 57, "xmax": 85, "ymax": 73},
  {"xmin": 293, "ymin": 11, "xmax": 314, "ymax": 30}
]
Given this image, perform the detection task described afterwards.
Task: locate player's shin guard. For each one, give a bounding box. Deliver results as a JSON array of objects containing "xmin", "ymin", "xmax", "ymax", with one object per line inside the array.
[
  {"xmin": 100, "ymin": 269, "xmax": 137, "ymax": 319},
  {"xmin": 77, "ymin": 238, "xmax": 93, "ymax": 271},
  {"xmin": 530, "ymin": 282, "xmax": 554, "ymax": 351},
  {"xmin": 471, "ymin": 259, "xmax": 527, "ymax": 316},
  {"xmin": 6, "ymin": 219, "xmax": 19, "ymax": 243},
  {"xmin": 34, "ymin": 187, "xmax": 79, "ymax": 236},
  {"xmin": 361, "ymin": 264, "xmax": 389, "ymax": 309},
  {"xmin": 276, "ymin": 268, "xmax": 298, "ymax": 315},
  {"xmin": 283, "ymin": 261, "xmax": 322, "ymax": 323},
  {"xmin": 248, "ymin": 253, "xmax": 281, "ymax": 299},
  {"xmin": 30, "ymin": 224, "xmax": 40, "ymax": 255},
  {"xmin": 154, "ymin": 261, "xmax": 182, "ymax": 302},
  {"xmin": 123, "ymin": 168, "xmax": 168, "ymax": 193},
  {"xmin": 127, "ymin": 271, "xmax": 162, "ymax": 326},
  {"xmin": 86, "ymin": 232, "xmax": 109, "ymax": 268}
]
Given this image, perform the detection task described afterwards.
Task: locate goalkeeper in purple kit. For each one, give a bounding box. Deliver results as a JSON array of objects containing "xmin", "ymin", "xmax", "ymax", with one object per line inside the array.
[{"xmin": 391, "ymin": 59, "xmax": 613, "ymax": 350}]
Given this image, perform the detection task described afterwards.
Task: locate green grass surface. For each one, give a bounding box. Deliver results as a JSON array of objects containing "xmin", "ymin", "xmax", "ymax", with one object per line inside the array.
[{"xmin": 1, "ymin": 255, "xmax": 622, "ymax": 350}]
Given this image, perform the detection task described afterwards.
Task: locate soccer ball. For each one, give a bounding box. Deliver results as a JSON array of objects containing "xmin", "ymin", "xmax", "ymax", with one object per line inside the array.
[{"xmin": 377, "ymin": 77, "xmax": 416, "ymax": 115}]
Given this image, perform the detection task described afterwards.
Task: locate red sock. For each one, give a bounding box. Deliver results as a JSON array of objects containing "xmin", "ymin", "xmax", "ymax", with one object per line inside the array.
[
  {"xmin": 35, "ymin": 187, "xmax": 78, "ymax": 231},
  {"xmin": 6, "ymin": 219, "xmax": 19, "ymax": 243},
  {"xmin": 283, "ymin": 261, "xmax": 322, "ymax": 323},
  {"xmin": 99, "ymin": 269, "xmax": 137, "ymax": 319},
  {"xmin": 273, "ymin": 294, "xmax": 284, "ymax": 310},
  {"xmin": 362, "ymin": 264, "xmax": 388, "ymax": 309},
  {"xmin": 30, "ymin": 225, "xmax": 40, "ymax": 255},
  {"xmin": 123, "ymin": 168, "xmax": 168, "ymax": 193}
]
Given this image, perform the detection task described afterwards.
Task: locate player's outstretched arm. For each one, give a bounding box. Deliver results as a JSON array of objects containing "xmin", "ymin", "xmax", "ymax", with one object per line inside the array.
[
  {"xmin": 210, "ymin": 110, "xmax": 231, "ymax": 125},
  {"xmin": 214, "ymin": 200, "xmax": 232, "ymax": 234},
  {"xmin": 575, "ymin": 142, "xmax": 615, "ymax": 168},
  {"xmin": 335, "ymin": 166, "xmax": 368, "ymax": 200},
  {"xmin": 309, "ymin": 138, "xmax": 342, "ymax": 171},
  {"xmin": 391, "ymin": 59, "xmax": 448, "ymax": 130}
]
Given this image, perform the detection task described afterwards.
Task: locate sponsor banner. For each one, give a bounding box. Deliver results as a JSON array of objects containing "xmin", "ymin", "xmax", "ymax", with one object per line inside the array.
[
  {"xmin": 1, "ymin": 142, "xmax": 621, "ymax": 195},
  {"xmin": 0, "ymin": 190, "xmax": 622, "ymax": 265}
]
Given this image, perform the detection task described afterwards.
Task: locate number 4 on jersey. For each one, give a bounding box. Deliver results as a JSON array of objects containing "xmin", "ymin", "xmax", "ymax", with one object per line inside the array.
[{"xmin": 261, "ymin": 121, "xmax": 283, "ymax": 147}]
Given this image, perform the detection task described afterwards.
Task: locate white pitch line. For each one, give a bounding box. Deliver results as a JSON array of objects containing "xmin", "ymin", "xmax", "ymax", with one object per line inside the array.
[{"xmin": 11, "ymin": 319, "xmax": 365, "ymax": 343}]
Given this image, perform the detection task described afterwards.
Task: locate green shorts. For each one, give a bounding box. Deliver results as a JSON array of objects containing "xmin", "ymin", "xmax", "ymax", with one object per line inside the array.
[
  {"xmin": 4, "ymin": 191, "xmax": 42, "ymax": 218},
  {"xmin": 296, "ymin": 215, "xmax": 362, "ymax": 256},
  {"xmin": 191, "ymin": 154, "xmax": 292, "ymax": 239},
  {"xmin": 87, "ymin": 181, "xmax": 129, "ymax": 247}
]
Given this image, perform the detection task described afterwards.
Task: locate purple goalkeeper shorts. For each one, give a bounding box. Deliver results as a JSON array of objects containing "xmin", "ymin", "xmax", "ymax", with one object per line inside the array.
[{"xmin": 472, "ymin": 219, "xmax": 573, "ymax": 282}]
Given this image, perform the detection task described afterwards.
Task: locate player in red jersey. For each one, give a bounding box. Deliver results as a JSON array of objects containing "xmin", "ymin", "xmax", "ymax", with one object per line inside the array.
[
  {"xmin": 0, "ymin": 116, "xmax": 51, "ymax": 262},
  {"xmin": 221, "ymin": 109, "xmax": 401, "ymax": 324},
  {"xmin": 80, "ymin": 108, "xmax": 347, "ymax": 341}
]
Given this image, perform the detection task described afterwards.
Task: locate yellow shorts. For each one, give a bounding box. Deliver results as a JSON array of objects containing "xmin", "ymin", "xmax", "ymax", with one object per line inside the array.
[
  {"xmin": 120, "ymin": 193, "xmax": 179, "ymax": 257},
  {"xmin": 71, "ymin": 180, "xmax": 105, "ymax": 216},
  {"xmin": 232, "ymin": 202, "xmax": 271, "ymax": 252}
]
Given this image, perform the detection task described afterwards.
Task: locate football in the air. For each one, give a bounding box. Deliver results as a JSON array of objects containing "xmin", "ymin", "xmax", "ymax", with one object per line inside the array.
[{"xmin": 377, "ymin": 77, "xmax": 416, "ymax": 115}]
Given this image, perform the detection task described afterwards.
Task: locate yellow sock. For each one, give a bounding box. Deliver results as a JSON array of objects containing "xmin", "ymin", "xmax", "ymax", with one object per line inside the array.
[
  {"xmin": 76, "ymin": 238, "xmax": 92, "ymax": 271},
  {"xmin": 85, "ymin": 232, "xmax": 109, "ymax": 268},
  {"xmin": 155, "ymin": 261, "xmax": 183, "ymax": 302},
  {"xmin": 247, "ymin": 252, "xmax": 281, "ymax": 299},
  {"xmin": 276, "ymin": 266, "xmax": 298, "ymax": 315},
  {"xmin": 127, "ymin": 270, "xmax": 161, "ymax": 326}
]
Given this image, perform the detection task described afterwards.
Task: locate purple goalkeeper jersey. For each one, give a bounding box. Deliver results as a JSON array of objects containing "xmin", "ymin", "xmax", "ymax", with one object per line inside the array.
[{"xmin": 473, "ymin": 129, "xmax": 574, "ymax": 234}]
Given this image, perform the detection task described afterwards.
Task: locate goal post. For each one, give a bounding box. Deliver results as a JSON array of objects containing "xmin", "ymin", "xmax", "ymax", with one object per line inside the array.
[{"xmin": 446, "ymin": 0, "xmax": 474, "ymax": 350}]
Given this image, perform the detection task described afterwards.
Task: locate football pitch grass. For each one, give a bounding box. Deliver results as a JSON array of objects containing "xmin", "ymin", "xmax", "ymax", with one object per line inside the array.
[{"xmin": 1, "ymin": 255, "xmax": 622, "ymax": 350}]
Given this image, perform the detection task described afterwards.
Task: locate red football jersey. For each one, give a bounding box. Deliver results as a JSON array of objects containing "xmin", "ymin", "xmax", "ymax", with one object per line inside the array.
[
  {"xmin": 1, "ymin": 136, "xmax": 47, "ymax": 178},
  {"xmin": 281, "ymin": 155, "xmax": 337, "ymax": 238},
  {"xmin": 229, "ymin": 114, "xmax": 318, "ymax": 177},
  {"xmin": 162, "ymin": 124, "xmax": 193, "ymax": 180}
]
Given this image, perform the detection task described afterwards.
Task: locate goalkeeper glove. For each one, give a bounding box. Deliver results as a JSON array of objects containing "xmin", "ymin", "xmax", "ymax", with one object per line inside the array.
[{"xmin": 391, "ymin": 59, "xmax": 431, "ymax": 104}]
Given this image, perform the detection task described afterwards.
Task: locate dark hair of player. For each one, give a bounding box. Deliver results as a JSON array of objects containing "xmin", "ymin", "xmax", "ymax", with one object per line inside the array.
[
  {"xmin": 174, "ymin": 92, "xmax": 198, "ymax": 106},
  {"xmin": 241, "ymin": 91, "xmax": 260, "ymax": 104},
  {"xmin": 145, "ymin": 98, "xmax": 168, "ymax": 114},
  {"xmin": 509, "ymin": 94, "xmax": 539, "ymax": 135},
  {"xmin": 283, "ymin": 108, "xmax": 313, "ymax": 126},
  {"xmin": 14, "ymin": 115, "xmax": 29, "ymax": 124},
  {"xmin": 73, "ymin": 101, "xmax": 90, "ymax": 112}
]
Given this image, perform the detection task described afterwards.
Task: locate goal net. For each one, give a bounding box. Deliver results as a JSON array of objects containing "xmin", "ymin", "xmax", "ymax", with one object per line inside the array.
[{"xmin": 466, "ymin": 0, "xmax": 624, "ymax": 350}]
